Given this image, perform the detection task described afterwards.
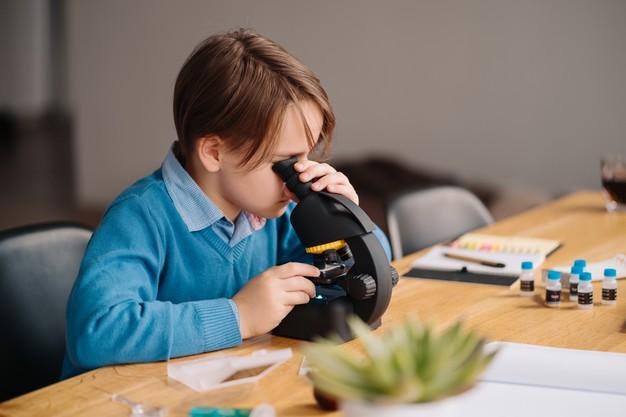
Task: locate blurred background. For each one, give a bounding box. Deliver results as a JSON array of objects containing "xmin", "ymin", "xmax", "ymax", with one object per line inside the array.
[{"xmin": 1, "ymin": 0, "xmax": 625, "ymax": 232}]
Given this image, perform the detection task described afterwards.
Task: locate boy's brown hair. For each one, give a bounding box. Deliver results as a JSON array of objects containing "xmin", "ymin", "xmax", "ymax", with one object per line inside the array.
[{"xmin": 173, "ymin": 29, "xmax": 335, "ymax": 168}]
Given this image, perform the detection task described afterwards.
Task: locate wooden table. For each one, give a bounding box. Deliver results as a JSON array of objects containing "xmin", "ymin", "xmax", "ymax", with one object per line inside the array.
[{"xmin": 2, "ymin": 191, "xmax": 625, "ymax": 417}]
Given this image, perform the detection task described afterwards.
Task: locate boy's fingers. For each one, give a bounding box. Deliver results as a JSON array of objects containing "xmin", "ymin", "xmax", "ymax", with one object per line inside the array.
[
  {"xmin": 298, "ymin": 162, "xmax": 335, "ymax": 182},
  {"xmin": 275, "ymin": 262, "xmax": 320, "ymax": 278},
  {"xmin": 293, "ymin": 160, "xmax": 317, "ymax": 172},
  {"xmin": 310, "ymin": 171, "xmax": 348, "ymax": 191},
  {"xmin": 322, "ymin": 183, "xmax": 359, "ymax": 205},
  {"xmin": 284, "ymin": 291, "xmax": 313, "ymax": 306},
  {"xmin": 283, "ymin": 276, "xmax": 316, "ymax": 298}
]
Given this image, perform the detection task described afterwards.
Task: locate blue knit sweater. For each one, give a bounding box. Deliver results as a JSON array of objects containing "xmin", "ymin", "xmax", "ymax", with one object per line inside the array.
[{"xmin": 62, "ymin": 169, "xmax": 390, "ymax": 378}]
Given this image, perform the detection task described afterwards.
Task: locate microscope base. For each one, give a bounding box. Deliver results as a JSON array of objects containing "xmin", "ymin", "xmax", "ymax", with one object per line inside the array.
[{"xmin": 272, "ymin": 297, "xmax": 381, "ymax": 341}]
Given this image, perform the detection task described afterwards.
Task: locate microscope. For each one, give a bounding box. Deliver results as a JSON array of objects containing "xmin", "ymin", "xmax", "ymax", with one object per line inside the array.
[{"xmin": 271, "ymin": 158, "xmax": 399, "ymax": 341}]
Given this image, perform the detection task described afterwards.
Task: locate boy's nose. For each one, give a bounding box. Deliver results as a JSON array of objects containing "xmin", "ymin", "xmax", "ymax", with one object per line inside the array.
[{"xmin": 283, "ymin": 185, "xmax": 297, "ymax": 202}]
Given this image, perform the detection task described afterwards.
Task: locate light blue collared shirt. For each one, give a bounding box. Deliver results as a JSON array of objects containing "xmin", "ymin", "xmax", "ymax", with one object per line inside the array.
[
  {"xmin": 161, "ymin": 146, "xmax": 264, "ymax": 247},
  {"xmin": 161, "ymin": 145, "xmax": 272, "ymax": 329}
]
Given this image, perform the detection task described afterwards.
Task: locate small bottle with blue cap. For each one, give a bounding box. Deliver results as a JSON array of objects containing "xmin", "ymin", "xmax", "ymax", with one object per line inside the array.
[
  {"xmin": 569, "ymin": 265, "xmax": 583, "ymax": 301},
  {"xmin": 545, "ymin": 270, "xmax": 561, "ymax": 307},
  {"xmin": 602, "ymin": 268, "xmax": 618, "ymax": 305},
  {"xmin": 577, "ymin": 271, "xmax": 594, "ymax": 309},
  {"xmin": 519, "ymin": 261, "xmax": 535, "ymax": 296}
]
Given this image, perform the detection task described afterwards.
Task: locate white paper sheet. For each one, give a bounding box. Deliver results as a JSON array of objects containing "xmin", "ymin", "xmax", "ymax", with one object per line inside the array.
[
  {"xmin": 436, "ymin": 342, "xmax": 626, "ymax": 416},
  {"xmin": 482, "ymin": 342, "xmax": 626, "ymax": 395},
  {"xmin": 447, "ymin": 381, "xmax": 626, "ymax": 417}
]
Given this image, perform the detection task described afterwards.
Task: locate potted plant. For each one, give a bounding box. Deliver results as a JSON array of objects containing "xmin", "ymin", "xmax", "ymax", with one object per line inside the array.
[{"xmin": 303, "ymin": 316, "xmax": 496, "ymax": 416}]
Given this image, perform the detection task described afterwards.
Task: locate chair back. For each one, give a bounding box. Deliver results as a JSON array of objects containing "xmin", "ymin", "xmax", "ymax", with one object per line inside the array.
[
  {"xmin": 386, "ymin": 186, "xmax": 493, "ymax": 260},
  {"xmin": 0, "ymin": 223, "xmax": 92, "ymax": 400}
]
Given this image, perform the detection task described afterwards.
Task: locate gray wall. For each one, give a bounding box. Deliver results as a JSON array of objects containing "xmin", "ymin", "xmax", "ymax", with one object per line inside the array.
[
  {"xmin": 1, "ymin": 0, "xmax": 51, "ymax": 115},
  {"xmin": 67, "ymin": 0, "xmax": 626, "ymax": 207}
]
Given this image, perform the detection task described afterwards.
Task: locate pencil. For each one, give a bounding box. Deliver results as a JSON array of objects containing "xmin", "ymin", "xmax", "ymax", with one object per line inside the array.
[{"xmin": 443, "ymin": 252, "xmax": 506, "ymax": 268}]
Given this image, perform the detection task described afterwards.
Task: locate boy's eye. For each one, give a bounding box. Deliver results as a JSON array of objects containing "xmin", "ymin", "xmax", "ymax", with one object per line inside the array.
[{"xmin": 272, "ymin": 156, "xmax": 293, "ymax": 163}]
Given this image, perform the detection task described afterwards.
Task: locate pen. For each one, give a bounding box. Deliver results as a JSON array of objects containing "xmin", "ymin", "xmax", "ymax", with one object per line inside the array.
[{"xmin": 443, "ymin": 252, "xmax": 505, "ymax": 268}]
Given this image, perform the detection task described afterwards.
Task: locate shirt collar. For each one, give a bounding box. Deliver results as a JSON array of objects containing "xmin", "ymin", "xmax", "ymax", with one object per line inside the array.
[
  {"xmin": 161, "ymin": 145, "xmax": 266, "ymax": 233},
  {"xmin": 162, "ymin": 146, "xmax": 227, "ymax": 231}
]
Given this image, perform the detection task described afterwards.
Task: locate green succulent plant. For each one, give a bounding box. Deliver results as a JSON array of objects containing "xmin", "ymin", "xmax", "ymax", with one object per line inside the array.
[{"xmin": 304, "ymin": 316, "xmax": 497, "ymax": 404}]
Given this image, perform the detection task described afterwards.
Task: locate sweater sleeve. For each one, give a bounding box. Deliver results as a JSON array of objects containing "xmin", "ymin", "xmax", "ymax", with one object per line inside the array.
[
  {"xmin": 373, "ymin": 227, "xmax": 392, "ymax": 261},
  {"xmin": 65, "ymin": 195, "xmax": 241, "ymax": 373}
]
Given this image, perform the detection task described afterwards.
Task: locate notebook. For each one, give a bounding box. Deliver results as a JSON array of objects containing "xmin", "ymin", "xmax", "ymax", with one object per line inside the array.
[{"xmin": 406, "ymin": 233, "xmax": 560, "ymax": 286}]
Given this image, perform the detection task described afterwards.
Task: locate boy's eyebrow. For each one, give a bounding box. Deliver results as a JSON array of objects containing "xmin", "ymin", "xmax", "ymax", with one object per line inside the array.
[
  {"xmin": 274, "ymin": 142, "xmax": 320, "ymax": 159},
  {"xmin": 274, "ymin": 151, "xmax": 308, "ymax": 158}
]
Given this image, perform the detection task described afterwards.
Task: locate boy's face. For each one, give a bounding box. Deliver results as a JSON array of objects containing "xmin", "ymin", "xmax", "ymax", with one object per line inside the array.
[{"xmin": 214, "ymin": 100, "xmax": 323, "ymax": 220}]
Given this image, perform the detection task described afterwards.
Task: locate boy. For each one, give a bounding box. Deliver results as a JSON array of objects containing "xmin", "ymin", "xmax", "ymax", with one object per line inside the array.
[{"xmin": 62, "ymin": 29, "xmax": 390, "ymax": 378}]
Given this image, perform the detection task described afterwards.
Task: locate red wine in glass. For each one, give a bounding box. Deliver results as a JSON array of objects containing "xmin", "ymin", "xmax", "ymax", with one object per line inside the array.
[
  {"xmin": 602, "ymin": 179, "xmax": 626, "ymax": 204},
  {"xmin": 601, "ymin": 155, "xmax": 626, "ymax": 211}
]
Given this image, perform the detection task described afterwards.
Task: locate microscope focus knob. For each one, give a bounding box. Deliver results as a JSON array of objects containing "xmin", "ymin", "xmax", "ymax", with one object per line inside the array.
[
  {"xmin": 390, "ymin": 266, "xmax": 399, "ymax": 287},
  {"xmin": 348, "ymin": 274, "xmax": 377, "ymax": 300}
]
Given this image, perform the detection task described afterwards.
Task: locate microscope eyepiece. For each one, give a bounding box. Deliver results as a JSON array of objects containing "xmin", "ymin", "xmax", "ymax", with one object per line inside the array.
[
  {"xmin": 272, "ymin": 157, "xmax": 313, "ymax": 201},
  {"xmin": 271, "ymin": 157, "xmax": 298, "ymax": 178}
]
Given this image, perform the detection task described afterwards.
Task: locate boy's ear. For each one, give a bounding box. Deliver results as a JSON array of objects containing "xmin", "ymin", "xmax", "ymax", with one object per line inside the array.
[{"xmin": 196, "ymin": 135, "xmax": 223, "ymax": 173}]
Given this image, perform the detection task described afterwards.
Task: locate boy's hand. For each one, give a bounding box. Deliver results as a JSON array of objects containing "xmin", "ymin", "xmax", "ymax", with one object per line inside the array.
[
  {"xmin": 233, "ymin": 262, "xmax": 319, "ymax": 339},
  {"xmin": 293, "ymin": 161, "xmax": 359, "ymax": 205}
]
